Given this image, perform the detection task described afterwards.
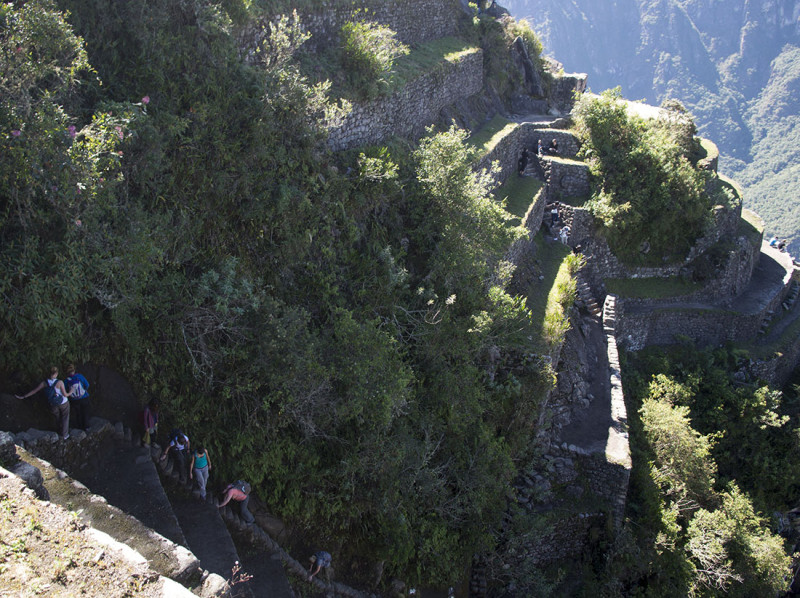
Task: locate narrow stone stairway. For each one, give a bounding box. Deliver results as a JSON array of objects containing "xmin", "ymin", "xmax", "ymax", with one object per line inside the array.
[
  {"xmin": 75, "ymin": 436, "xmax": 186, "ymax": 546},
  {"xmin": 155, "ymin": 450, "xmax": 293, "ymax": 598}
]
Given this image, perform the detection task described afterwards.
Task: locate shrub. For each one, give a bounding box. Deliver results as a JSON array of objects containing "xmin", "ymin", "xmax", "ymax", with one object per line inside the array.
[
  {"xmin": 575, "ymin": 88, "xmax": 710, "ymax": 264},
  {"xmin": 340, "ymin": 21, "xmax": 409, "ymax": 100}
]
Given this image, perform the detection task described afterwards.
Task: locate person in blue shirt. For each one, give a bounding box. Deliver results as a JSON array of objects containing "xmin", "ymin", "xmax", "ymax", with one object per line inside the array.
[
  {"xmin": 64, "ymin": 364, "xmax": 90, "ymax": 430},
  {"xmin": 308, "ymin": 550, "xmax": 332, "ymax": 582}
]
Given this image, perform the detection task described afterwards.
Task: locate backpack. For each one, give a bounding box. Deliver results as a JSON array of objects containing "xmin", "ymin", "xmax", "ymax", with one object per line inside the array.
[
  {"xmin": 235, "ymin": 480, "xmax": 251, "ymax": 495},
  {"xmin": 43, "ymin": 381, "xmax": 62, "ymax": 407},
  {"xmin": 69, "ymin": 379, "xmax": 85, "ymax": 399}
]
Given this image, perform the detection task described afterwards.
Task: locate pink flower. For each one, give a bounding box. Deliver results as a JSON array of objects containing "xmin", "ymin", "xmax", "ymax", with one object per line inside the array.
[
  {"xmin": 75, "ymin": 219, "xmax": 82, "ymax": 227},
  {"xmin": 115, "ymin": 126, "xmax": 123, "ymax": 140},
  {"xmin": 67, "ymin": 125, "xmax": 76, "ymax": 138},
  {"xmin": 141, "ymin": 95, "xmax": 150, "ymax": 105},
  {"xmin": 117, "ymin": 151, "xmax": 123, "ymax": 156},
  {"xmin": 15, "ymin": 46, "xmax": 22, "ymax": 54},
  {"xmin": 11, "ymin": 130, "xmax": 20, "ymax": 137}
]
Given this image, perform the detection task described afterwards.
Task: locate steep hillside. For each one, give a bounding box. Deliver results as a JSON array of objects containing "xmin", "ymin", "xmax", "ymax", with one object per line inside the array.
[{"xmin": 503, "ymin": 0, "xmax": 800, "ymax": 252}]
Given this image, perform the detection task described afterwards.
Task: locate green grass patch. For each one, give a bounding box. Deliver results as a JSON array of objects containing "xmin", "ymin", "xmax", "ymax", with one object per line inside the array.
[
  {"xmin": 466, "ymin": 114, "xmax": 517, "ymax": 157},
  {"xmin": 389, "ymin": 37, "xmax": 480, "ymax": 93},
  {"xmin": 494, "ymin": 176, "xmax": 543, "ymax": 221},
  {"xmin": 298, "ymin": 35, "xmax": 479, "ymax": 102},
  {"xmin": 605, "ymin": 276, "xmax": 701, "ymax": 299},
  {"xmin": 525, "ymin": 236, "xmax": 581, "ymax": 351}
]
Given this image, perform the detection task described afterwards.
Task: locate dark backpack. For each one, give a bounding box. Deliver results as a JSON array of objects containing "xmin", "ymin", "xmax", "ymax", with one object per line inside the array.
[
  {"xmin": 235, "ymin": 480, "xmax": 251, "ymax": 495},
  {"xmin": 43, "ymin": 381, "xmax": 62, "ymax": 406}
]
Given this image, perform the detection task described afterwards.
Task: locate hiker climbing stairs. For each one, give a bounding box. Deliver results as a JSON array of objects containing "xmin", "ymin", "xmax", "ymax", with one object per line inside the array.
[
  {"xmin": 152, "ymin": 447, "xmax": 246, "ymax": 585},
  {"xmin": 155, "ymin": 447, "xmax": 292, "ymax": 598}
]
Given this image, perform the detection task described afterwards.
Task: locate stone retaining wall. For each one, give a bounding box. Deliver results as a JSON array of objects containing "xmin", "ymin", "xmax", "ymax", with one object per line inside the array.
[
  {"xmin": 328, "ymin": 49, "xmax": 484, "ymax": 151},
  {"xmin": 236, "ymin": 0, "xmax": 463, "ymax": 55},
  {"xmin": 613, "ymin": 236, "xmax": 762, "ymax": 308},
  {"xmin": 749, "ymin": 333, "xmax": 800, "ymax": 388},
  {"xmin": 542, "ymin": 158, "xmax": 590, "ymax": 200},
  {"xmin": 476, "ymin": 125, "xmax": 583, "ymax": 188},
  {"xmin": 581, "ymin": 202, "xmax": 743, "ymax": 282},
  {"xmin": 618, "ymin": 306, "xmax": 756, "ymax": 351}
]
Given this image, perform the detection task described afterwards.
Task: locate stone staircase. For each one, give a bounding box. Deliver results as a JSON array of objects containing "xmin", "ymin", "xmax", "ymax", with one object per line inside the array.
[
  {"xmin": 576, "ymin": 274, "xmax": 603, "ymax": 317},
  {"xmin": 1, "ymin": 428, "xmax": 227, "ymax": 596},
  {"xmin": 3, "ymin": 417, "xmax": 382, "ymax": 598},
  {"xmin": 782, "ymin": 280, "xmax": 800, "ymax": 312},
  {"xmin": 2, "ymin": 419, "xmax": 273, "ymax": 597}
]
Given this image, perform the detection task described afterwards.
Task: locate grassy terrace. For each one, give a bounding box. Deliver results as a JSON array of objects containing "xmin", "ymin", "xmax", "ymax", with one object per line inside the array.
[
  {"xmin": 467, "ymin": 114, "xmax": 517, "ymax": 158},
  {"xmin": 524, "ymin": 235, "xmax": 579, "ymax": 351},
  {"xmin": 494, "ymin": 176, "xmax": 543, "ymax": 224},
  {"xmin": 605, "ymin": 276, "xmax": 701, "ymax": 299},
  {"xmin": 694, "ymin": 136, "xmax": 719, "ymax": 165},
  {"xmin": 390, "ymin": 37, "xmax": 480, "ymax": 91},
  {"xmin": 299, "ymin": 35, "xmax": 479, "ymax": 101}
]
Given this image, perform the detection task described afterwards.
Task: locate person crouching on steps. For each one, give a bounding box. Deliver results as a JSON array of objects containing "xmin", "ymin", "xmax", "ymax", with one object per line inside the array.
[
  {"xmin": 308, "ymin": 551, "xmax": 332, "ymax": 582},
  {"xmin": 218, "ymin": 480, "xmax": 254, "ymax": 523},
  {"xmin": 190, "ymin": 445, "xmax": 211, "ymax": 500},
  {"xmin": 64, "ymin": 364, "xmax": 90, "ymax": 430},
  {"xmin": 160, "ymin": 429, "xmax": 190, "ymax": 483},
  {"xmin": 16, "ymin": 366, "xmax": 72, "ymax": 440}
]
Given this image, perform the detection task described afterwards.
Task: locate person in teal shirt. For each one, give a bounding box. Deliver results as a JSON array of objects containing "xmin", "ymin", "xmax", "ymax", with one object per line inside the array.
[{"xmin": 190, "ymin": 445, "xmax": 211, "ymax": 500}]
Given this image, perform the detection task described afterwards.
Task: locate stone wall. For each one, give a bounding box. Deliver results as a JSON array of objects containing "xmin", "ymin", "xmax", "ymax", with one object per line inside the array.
[
  {"xmin": 749, "ymin": 334, "xmax": 800, "ymax": 389},
  {"xmin": 541, "ymin": 158, "xmax": 590, "ymax": 200},
  {"xmin": 613, "ymin": 235, "xmax": 762, "ymax": 308},
  {"xmin": 254, "ymin": 0, "xmax": 464, "ymax": 53},
  {"xmin": 327, "ymin": 50, "xmax": 484, "ymax": 151},
  {"xmin": 476, "ymin": 125, "xmax": 583, "ymax": 188},
  {"xmin": 550, "ymin": 72, "xmax": 588, "ymax": 113},
  {"xmin": 617, "ymin": 305, "xmax": 758, "ymax": 351},
  {"xmin": 579, "ymin": 201, "xmax": 744, "ymax": 283}
]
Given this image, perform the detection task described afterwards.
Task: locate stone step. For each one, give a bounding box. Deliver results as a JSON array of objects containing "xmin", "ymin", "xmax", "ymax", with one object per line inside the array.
[{"xmin": 165, "ymin": 485, "xmax": 244, "ymax": 584}]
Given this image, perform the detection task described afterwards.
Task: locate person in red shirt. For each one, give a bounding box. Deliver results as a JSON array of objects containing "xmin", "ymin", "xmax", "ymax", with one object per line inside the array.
[{"xmin": 218, "ymin": 480, "xmax": 254, "ymax": 523}]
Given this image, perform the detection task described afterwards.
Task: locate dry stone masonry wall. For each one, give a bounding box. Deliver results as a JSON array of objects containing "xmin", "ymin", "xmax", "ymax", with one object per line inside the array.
[
  {"xmin": 235, "ymin": 0, "xmax": 462, "ymax": 59},
  {"xmin": 328, "ymin": 50, "xmax": 484, "ymax": 151},
  {"xmin": 293, "ymin": 0, "xmax": 462, "ymax": 51}
]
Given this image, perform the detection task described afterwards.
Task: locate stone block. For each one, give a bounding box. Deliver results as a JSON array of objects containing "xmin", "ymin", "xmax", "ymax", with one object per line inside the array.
[
  {"xmin": 69, "ymin": 429, "xmax": 87, "ymax": 442},
  {"xmin": 0, "ymin": 431, "xmax": 17, "ymax": 465},
  {"xmin": 10, "ymin": 460, "xmax": 49, "ymax": 500},
  {"xmin": 113, "ymin": 421, "xmax": 124, "ymax": 439}
]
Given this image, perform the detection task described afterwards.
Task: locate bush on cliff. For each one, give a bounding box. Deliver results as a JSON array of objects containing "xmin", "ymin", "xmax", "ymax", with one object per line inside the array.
[
  {"xmin": 340, "ymin": 20, "xmax": 409, "ymax": 100},
  {"xmin": 575, "ymin": 89, "xmax": 710, "ymax": 264}
]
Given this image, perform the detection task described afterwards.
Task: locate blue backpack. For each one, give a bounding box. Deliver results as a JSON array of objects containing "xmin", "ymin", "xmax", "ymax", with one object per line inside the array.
[{"xmin": 43, "ymin": 381, "xmax": 62, "ymax": 406}]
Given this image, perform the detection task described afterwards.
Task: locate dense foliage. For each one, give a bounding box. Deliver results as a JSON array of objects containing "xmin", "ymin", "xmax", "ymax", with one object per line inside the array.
[
  {"xmin": 590, "ymin": 345, "xmax": 798, "ymax": 597},
  {"xmin": 574, "ymin": 89, "xmax": 711, "ymax": 264},
  {"xmin": 0, "ymin": 0, "xmax": 553, "ymax": 587}
]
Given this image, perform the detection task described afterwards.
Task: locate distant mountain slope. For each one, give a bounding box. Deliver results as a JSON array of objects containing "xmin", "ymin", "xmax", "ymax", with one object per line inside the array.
[{"xmin": 503, "ymin": 0, "xmax": 800, "ymax": 252}]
